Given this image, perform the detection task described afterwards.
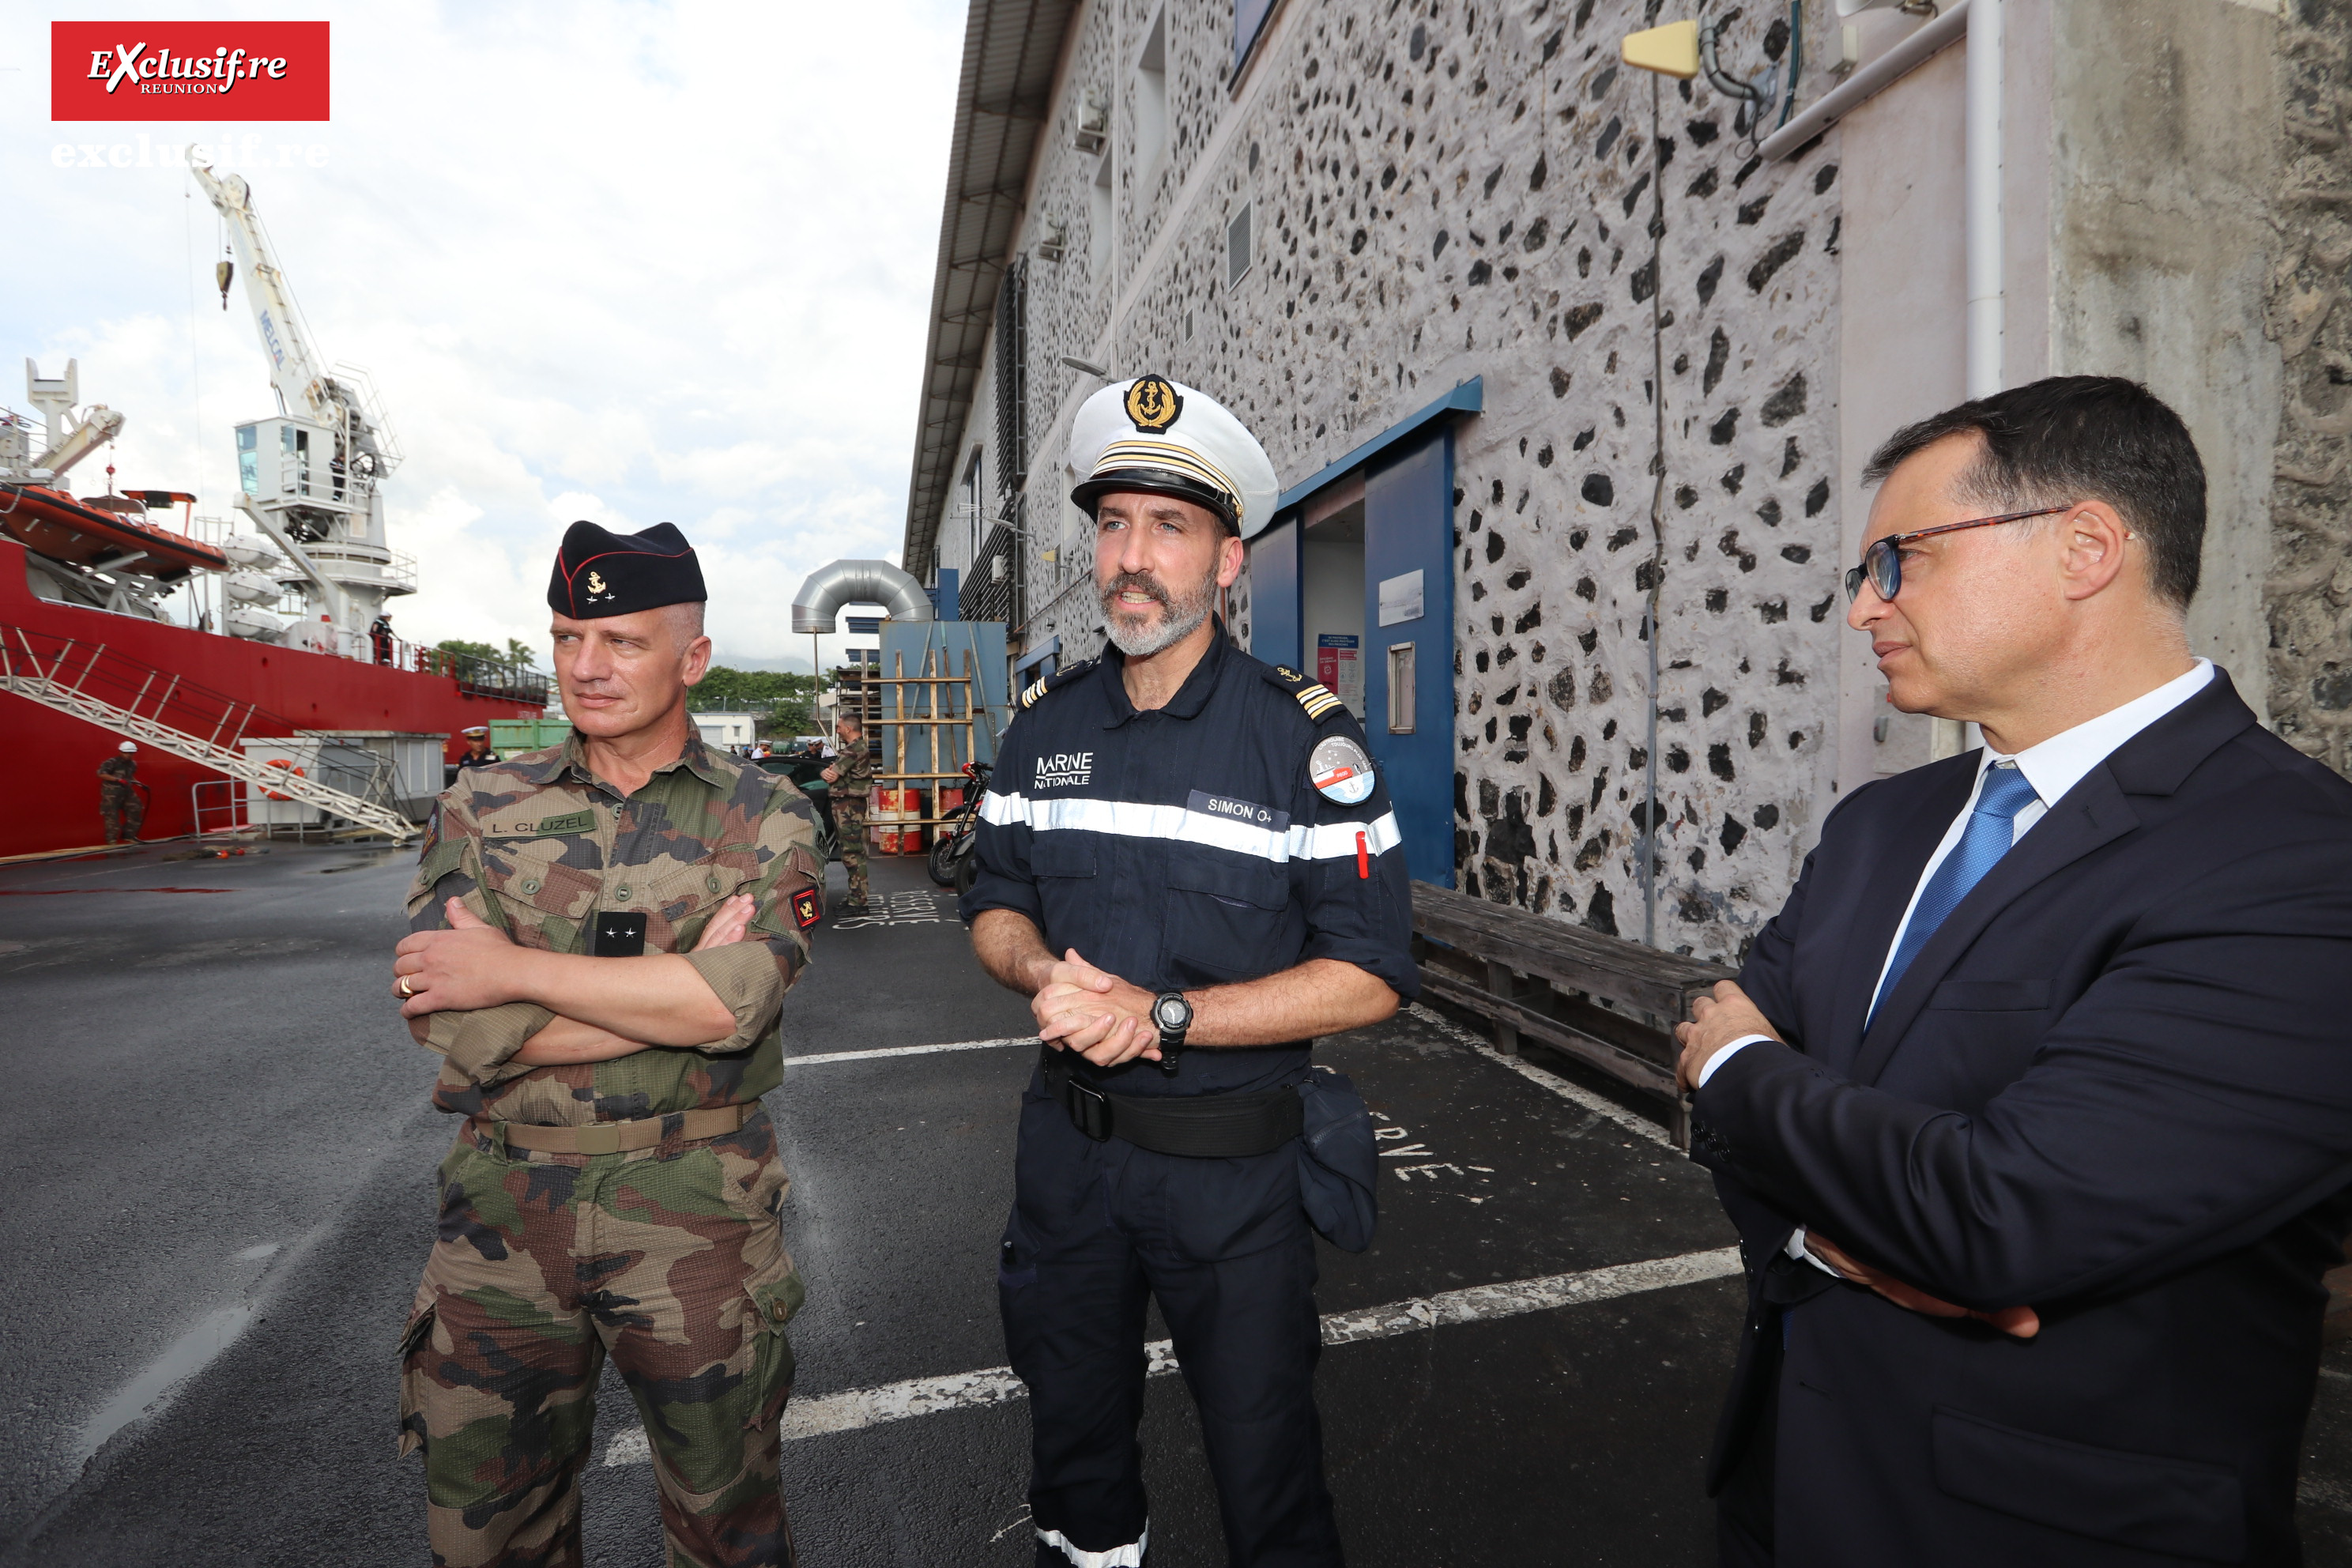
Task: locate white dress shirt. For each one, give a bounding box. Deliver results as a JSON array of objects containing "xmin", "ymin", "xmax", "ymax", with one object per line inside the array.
[{"xmin": 1697, "ymin": 659, "xmax": 2216, "ymax": 1271}]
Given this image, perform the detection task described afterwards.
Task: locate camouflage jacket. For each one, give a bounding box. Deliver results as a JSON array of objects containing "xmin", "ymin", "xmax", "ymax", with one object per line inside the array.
[
  {"xmin": 96, "ymin": 755, "xmax": 137, "ymax": 791},
  {"xmin": 404, "ymin": 729, "xmax": 824, "ymax": 1125},
  {"xmin": 832, "ymin": 737, "xmax": 875, "ymax": 798}
]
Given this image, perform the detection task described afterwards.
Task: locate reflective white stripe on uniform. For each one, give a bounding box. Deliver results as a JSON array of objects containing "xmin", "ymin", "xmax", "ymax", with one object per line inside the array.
[
  {"xmin": 980, "ymin": 791, "xmax": 1400, "ymax": 863},
  {"xmin": 1038, "ymin": 1524, "xmax": 1147, "ymax": 1566}
]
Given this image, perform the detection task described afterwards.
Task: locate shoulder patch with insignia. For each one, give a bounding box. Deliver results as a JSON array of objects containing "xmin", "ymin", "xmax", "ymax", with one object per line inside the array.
[
  {"xmin": 1257, "ymin": 658, "xmax": 1348, "ymax": 724},
  {"xmin": 1019, "ymin": 658, "xmax": 1098, "ymax": 710},
  {"xmin": 790, "ymin": 886, "xmax": 823, "ymax": 930}
]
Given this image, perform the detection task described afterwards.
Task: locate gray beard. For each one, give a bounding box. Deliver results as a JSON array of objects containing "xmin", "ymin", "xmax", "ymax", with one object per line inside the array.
[{"xmin": 1100, "ymin": 568, "xmax": 1215, "ymax": 658}]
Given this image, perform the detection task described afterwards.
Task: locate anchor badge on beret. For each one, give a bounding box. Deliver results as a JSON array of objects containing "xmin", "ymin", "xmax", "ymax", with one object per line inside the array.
[{"xmin": 585, "ymin": 569, "xmax": 613, "ymax": 602}]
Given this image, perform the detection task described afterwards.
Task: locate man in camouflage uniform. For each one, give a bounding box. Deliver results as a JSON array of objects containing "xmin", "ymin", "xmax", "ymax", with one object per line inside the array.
[
  {"xmin": 820, "ymin": 710, "xmax": 873, "ymax": 912},
  {"xmin": 392, "ymin": 521, "xmax": 824, "ymax": 1568},
  {"xmin": 96, "ymin": 741, "xmax": 143, "ymax": 843}
]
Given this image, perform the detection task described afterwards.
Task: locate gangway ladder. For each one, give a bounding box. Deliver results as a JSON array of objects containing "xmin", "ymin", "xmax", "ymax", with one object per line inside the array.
[{"xmin": 0, "ymin": 626, "xmax": 420, "ymax": 842}]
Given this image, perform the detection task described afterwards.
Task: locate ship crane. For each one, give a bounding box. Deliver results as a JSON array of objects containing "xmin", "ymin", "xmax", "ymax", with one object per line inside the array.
[{"xmin": 192, "ymin": 164, "xmax": 414, "ymax": 654}]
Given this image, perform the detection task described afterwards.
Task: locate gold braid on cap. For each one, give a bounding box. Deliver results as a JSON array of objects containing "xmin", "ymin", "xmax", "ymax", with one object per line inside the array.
[{"xmin": 1090, "ymin": 439, "xmax": 1244, "ymax": 522}]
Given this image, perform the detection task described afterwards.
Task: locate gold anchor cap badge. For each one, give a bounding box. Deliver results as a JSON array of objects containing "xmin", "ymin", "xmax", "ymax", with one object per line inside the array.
[{"xmin": 586, "ymin": 571, "xmax": 609, "ymax": 594}]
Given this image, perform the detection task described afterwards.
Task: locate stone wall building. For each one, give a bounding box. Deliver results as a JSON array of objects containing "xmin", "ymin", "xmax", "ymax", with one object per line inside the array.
[{"xmin": 900, "ymin": 0, "xmax": 2350, "ymax": 963}]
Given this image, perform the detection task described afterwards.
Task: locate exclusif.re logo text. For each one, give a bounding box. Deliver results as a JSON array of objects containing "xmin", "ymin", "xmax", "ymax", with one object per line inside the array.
[
  {"xmin": 83, "ymin": 42, "xmax": 291, "ymax": 96},
  {"xmin": 51, "ymin": 23, "xmax": 330, "ymax": 122}
]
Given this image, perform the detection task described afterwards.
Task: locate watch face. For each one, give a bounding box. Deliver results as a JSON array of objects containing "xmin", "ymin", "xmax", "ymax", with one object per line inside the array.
[{"xmin": 1155, "ymin": 994, "xmax": 1189, "ymax": 1028}]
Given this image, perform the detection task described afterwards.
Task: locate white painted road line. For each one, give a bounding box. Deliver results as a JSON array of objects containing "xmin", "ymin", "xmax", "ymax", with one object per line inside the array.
[
  {"xmin": 601, "ymin": 1246, "xmax": 1741, "ymax": 1466},
  {"xmin": 1404, "ymin": 1001, "xmax": 1683, "ymax": 1152},
  {"xmin": 783, "ymin": 1037, "xmax": 1035, "ymax": 1069}
]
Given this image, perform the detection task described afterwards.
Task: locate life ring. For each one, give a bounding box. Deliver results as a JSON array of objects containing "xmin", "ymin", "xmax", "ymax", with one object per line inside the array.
[{"xmin": 262, "ymin": 760, "xmax": 306, "ymax": 801}]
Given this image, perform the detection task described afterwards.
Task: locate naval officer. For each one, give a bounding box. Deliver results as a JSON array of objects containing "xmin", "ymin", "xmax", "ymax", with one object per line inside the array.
[{"xmin": 963, "ymin": 375, "xmax": 1416, "ymax": 1567}]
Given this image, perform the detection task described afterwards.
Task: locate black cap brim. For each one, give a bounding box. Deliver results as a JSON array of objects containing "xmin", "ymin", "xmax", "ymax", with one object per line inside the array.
[{"xmin": 1070, "ymin": 466, "xmax": 1239, "ymax": 532}]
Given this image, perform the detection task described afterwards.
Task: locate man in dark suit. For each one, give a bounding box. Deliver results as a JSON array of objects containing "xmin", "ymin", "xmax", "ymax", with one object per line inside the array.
[{"xmin": 1675, "ymin": 376, "xmax": 2352, "ymax": 1566}]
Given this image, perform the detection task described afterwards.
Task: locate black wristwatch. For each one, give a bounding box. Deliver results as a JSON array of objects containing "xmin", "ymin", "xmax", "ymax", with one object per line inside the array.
[{"xmin": 1151, "ymin": 990, "xmax": 1193, "ymax": 1076}]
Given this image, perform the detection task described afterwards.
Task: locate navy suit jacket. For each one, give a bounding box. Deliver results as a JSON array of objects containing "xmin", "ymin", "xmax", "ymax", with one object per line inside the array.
[{"xmin": 1692, "ymin": 670, "xmax": 2352, "ymax": 1565}]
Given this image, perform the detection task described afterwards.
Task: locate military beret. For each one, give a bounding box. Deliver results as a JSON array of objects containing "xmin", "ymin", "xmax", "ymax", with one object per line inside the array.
[
  {"xmin": 547, "ymin": 520, "xmax": 707, "ymax": 619},
  {"xmin": 1068, "ymin": 375, "xmax": 1280, "ymax": 540}
]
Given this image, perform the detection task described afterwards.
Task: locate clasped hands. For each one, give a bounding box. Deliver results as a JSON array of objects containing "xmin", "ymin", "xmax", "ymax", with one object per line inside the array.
[
  {"xmin": 390, "ymin": 892, "xmax": 757, "ymax": 1016},
  {"xmin": 1674, "ymin": 979, "xmax": 2041, "ymax": 1341},
  {"xmin": 1030, "ymin": 948, "xmax": 1166, "ymax": 1068}
]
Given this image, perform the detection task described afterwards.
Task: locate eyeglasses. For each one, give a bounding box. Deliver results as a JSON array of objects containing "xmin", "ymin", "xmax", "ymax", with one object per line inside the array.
[{"xmin": 1844, "ymin": 504, "xmax": 2076, "ymax": 603}]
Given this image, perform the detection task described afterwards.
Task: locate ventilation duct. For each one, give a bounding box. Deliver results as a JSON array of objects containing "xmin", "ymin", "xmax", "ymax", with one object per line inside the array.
[{"xmin": 790, "ymin": 559, "xmax": 934, "ymax": 634}]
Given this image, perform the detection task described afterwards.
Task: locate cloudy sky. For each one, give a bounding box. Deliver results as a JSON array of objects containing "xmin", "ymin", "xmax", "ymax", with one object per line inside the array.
[{"xmin": 2, "ymin": 0, "xmax": 966, "ymax": 670}]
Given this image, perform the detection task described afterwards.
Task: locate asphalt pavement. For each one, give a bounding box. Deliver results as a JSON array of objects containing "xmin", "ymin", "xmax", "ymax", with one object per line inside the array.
[{"xmin": 6, "ymin": 839, "xmax": 2352, "ymax": 1566}]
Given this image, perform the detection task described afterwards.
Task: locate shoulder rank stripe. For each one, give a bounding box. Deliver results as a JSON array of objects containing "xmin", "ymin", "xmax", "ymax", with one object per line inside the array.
[
  {"xmin": 1295, "ymin": 682, "xmax": 1344, "ymax": 720},
  {"xmin": 1019, "ymin": 657, "xmax": 1098, "ymax": 710}
]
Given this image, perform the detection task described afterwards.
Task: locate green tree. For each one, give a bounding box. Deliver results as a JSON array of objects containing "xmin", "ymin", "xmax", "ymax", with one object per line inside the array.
[
  {"xmin": 433, "ymin": 638, "xmax": 499, "ymax": 663},
  {"xmin": 692, "ymin": 667, "xmax": 827, "ymax": 741}
]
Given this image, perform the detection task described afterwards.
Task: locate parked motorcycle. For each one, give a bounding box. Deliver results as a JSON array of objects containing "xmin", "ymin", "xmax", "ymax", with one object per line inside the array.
[{"xmin": 926, "ymin": 760, "xmax": 992, "ymax": 891}]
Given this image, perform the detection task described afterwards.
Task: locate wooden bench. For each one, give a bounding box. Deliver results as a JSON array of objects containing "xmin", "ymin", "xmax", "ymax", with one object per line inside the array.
[{"xmin": 1410, "ymin": 883, "xmax": 1736, "ymax": 1148}]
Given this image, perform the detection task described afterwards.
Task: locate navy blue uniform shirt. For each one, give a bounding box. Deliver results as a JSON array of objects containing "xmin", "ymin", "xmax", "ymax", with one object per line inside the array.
[{"xmin": 961, "ymin": 628, "xmax": 1417, "ymax": 1099}]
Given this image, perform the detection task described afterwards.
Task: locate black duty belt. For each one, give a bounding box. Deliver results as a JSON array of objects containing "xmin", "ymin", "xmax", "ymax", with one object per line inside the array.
[{"xmin": 1041, "ymin": 1046, "xmax": 1303, "ymax": 1159}]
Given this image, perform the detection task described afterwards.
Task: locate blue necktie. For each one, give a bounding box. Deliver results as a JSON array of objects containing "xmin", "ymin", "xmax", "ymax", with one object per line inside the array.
[{"xmin": 1869, "ymin": 763, "xmax": 2041, "ymax": 1024}]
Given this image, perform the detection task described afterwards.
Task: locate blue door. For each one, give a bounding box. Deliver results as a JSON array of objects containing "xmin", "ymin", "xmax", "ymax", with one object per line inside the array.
[
  {"xmin": 1246, "ymin": 517, "xmax": 1301, "ymax": 670},
  {"xmin": 1361, "ymin": 433, "xmax": 1456, "ymax": 888}
]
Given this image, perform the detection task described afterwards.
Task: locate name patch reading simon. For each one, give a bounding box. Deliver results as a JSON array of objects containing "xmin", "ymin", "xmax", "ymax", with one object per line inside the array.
[{"xmin": 1186, "ymin": 790, "xmax": 1289, "ymax": 834}]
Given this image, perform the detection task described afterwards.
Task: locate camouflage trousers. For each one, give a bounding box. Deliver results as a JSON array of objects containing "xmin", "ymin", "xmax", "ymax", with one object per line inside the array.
[
  {"xmin": 832, "ymin": 795, "xmax": 869, "ymax": 906},
  {"xmin": 400, "ymin": 1107, "xmax": 805, "ymax": 1568},
  {"xmin": 100, "ymin": 787, "xmax": 143, "ymax": 844}
]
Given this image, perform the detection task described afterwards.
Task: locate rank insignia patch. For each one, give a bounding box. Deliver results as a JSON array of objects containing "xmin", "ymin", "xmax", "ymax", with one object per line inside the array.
[
  {"xmin": 790, "ymin": 886, "xmax": 823, "ymax": 930},
  {"xmin": 1123, "ymin": 374, "xmax": 1184, "ymax": 433}
]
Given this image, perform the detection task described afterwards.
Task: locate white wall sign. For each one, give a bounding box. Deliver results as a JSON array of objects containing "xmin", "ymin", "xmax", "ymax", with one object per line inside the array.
[{"xmin": 1376, "ymin": 569, "xmax": 1424, "ymax": 627}]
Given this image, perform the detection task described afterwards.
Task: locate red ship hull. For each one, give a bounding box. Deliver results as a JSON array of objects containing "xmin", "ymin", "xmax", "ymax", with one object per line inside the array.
[{"xmin": 0, "ymin": 536, "xmax": 545, "ymax": 858}]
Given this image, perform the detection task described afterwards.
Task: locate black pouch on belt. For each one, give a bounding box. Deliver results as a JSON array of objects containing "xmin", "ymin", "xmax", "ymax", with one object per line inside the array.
[
  {"xmin": 1295, "ymin": 1065, "xmax": 1379, "ymax": 1251},
  {"xmin": 1042, "ymin": 1046, "xmax": 1304, "ymax": 1158}
]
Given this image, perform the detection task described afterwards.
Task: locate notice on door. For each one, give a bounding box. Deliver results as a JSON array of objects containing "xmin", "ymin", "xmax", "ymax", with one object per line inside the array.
[
  {"xmin": 1376, "ymin": 569, "xmax": 1424, "ymax": 627},
  {"xmin": 1316, "ymin": 633, "xmax": 1363, "ymax": 714}
]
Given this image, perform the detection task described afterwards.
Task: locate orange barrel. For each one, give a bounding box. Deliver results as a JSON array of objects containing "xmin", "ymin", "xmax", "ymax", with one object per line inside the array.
[
  {"xmin": 869, "ymin": 787, "xmax": 927, "ymax": 854},
  {"xmin": 869, "ymin": 787, "xmax": 903, "ymax": 855}
]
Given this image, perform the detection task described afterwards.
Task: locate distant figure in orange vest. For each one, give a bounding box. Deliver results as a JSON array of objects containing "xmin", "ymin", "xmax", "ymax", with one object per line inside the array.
[{"xmin": 96, "ymin": 741, "xmax": 143, "ymax": 844}]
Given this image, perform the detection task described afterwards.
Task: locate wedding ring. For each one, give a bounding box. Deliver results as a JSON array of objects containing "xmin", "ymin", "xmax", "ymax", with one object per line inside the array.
[{"xmin": 398, "ymin": 975, "xmax": 415, "ymax": 998}]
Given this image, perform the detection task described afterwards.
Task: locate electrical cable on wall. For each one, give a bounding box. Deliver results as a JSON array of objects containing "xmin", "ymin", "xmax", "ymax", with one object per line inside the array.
[{"xmin": 1640, "ymin": 70, "xmax": 1668, "ymax": 948}]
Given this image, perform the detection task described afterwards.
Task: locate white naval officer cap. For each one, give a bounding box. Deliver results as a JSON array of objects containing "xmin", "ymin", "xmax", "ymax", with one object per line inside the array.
[{"xmin": 1068, "ymin": 375, "xmax": 1280, "ymax": 541}]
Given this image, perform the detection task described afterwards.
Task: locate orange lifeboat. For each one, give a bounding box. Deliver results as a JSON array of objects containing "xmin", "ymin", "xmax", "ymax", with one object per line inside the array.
[{"xmin": 0, "ymin": 485, "xmax": 228, "ymax": 580}]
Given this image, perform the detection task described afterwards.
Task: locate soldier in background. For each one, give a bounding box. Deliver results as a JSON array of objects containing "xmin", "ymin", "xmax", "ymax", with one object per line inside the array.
[
  {"xmin": 96, "ymin": 741, "xmax": 143, "ymax": 844},
  {"xmin": 456, "ymin": 726, "xmax": 500, "ymax": 769},
  {"xmin": 820, "ymin": 710, "xmax": 873, "ymax": 913},
  {"xmin": 391, "ymin": 520, "xmax": 824, "ymax": 1568},
  {"xmin": 371, "ymin": 611, "xmax": 395, "ymax": 665}
]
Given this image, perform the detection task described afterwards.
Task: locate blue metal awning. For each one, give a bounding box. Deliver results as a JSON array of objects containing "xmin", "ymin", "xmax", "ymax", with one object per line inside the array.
[
  {"xmin": 1274, "ymin": 377, "xmax": 1483, "ymax": 514},
  {"xmin": 1012, "ymin": 635, "xmax": 1061, "ymax": 677}
]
